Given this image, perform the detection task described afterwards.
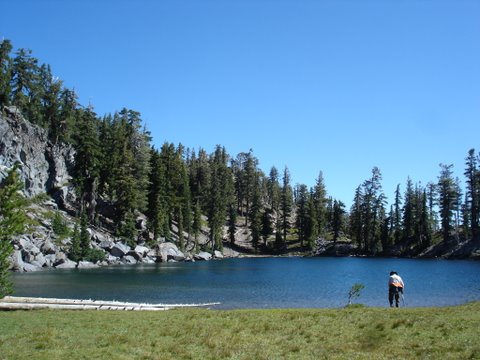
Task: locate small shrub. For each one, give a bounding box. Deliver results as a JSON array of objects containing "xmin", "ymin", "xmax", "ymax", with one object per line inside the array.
[
  {"xmin": 86, "ymin": 248, "xmax": 106, "ymax": 263},
  {"xmin": 347, "ymin": 283, "xmax": 365, "ymax": 305},
  {"xmin": 30, "ymin": 192, "xmax": 51, "ymax": 204},
  {"xmin": 52, "ymin": 212, "xmax": 70, "ymax": 238}
]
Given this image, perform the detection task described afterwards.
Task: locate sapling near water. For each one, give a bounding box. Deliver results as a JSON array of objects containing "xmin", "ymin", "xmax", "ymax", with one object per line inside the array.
[{"xmin": 347, "ymin": 283, "xmax": 365, "ymax": 306}]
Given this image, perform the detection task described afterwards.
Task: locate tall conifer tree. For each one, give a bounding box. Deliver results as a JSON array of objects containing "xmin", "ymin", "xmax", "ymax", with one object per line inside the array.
[
  {"xmin": 464, "ymin": 149, "xmax": 479, "ymax": 239},
  {"xmin": 332, "ymin": 200, "xmax": 345, "ymax": 243},
  {"xmin": 0, "ymin": 39, "xmax": 13, "ymax": 107},
  {"xmin": 438, "ymin": 164, "xmax": 461, "ymax": 242},
  {"xmin": 280, "ymin": 167, "xmax": 293, "ymax": 246},
  {"xmin": 0, "ymin": 165, "xmax": 27, "ymax": 297},
  {"xmin": 72, "ymin": 106, "xmax": 100, "ymax": 223}
]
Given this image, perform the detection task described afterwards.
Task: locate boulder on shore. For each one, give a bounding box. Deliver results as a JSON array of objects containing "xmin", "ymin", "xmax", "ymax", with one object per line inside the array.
[
  {"xmin": 11, "ymin": 250, "xmax": 24, "ymax": 271},
  {"xmin": 77, "ymin": 261, "xmax": 98, "ymax": 269},
  {"xmin": 23, "ymin": 263, "xmax": 42, "ymax": 272},
  {"xmin": 194, "ymin": 252, "xmax": 212, "ymax": 261},
  {"xmin": 55, "ymin": 259, "xmax": 77, "ymax": 269},
  {"xmin": 41, "ymin": 240, "xmax": 57, "ymax": 255},
  {"xmin": 110, "ymin": 243, "xmax": 131, "ymax": 258},
  {"xmin": 157, "ymin": 242, "xmax": 185, "ymax": 262},
  {"xmin": 122, "ymin": 255, "xmax": 137, "ymax": 264},
  {"xmin": 129, "ymin": 245, "xmax": 149, "ymax": 261}
]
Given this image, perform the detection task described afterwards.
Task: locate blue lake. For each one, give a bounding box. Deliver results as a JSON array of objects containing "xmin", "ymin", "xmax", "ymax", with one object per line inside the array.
[{"xmin": 11, "ymin": 257, "xmax": 480, "ymax": 309}]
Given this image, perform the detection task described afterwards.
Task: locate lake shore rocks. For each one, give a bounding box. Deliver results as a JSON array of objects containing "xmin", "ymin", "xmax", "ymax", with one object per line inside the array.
[
  {"xmin": 195, "ymin": 252, "xmax": 212, "ymax": 261},
  {"xmin": 8, "ymin": 201, "xmax": 221, "ymax": 272}
]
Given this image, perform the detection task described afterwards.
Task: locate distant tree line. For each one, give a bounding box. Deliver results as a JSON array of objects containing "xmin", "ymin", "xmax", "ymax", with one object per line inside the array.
[
  {"xmin": 1, "ymin": 39, "xmax": 479, "ymax": 256},
  {"xmin": 349, "ymin": 156, "xmax": 480, "ymax": 254}
]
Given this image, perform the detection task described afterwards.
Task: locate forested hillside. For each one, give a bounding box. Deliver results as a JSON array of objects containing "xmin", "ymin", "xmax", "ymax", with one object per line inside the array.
[{"xmin": 1, "ymin": 39, "xmax": 479, "ymax": 258}]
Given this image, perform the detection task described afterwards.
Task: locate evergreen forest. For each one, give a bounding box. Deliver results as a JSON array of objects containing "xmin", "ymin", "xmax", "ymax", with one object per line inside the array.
[{"xmin": 1, "ymin": 39, "xmax": 479, "ymax": 256}]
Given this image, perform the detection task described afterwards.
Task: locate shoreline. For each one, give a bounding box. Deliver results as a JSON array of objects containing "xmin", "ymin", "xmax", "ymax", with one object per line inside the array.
[
  {"xmin": 1, "ymin": 295, "xmax": 478, "ymax": 312},
  {"xmin": 10, "ymin": 251, "xmax": 480, "ymax": 276}
]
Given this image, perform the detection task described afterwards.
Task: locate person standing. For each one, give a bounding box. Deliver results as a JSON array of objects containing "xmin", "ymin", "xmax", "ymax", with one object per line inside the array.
[{"xmin": 388, "ymin": 271, "xmax": 405, "ymax": 307}]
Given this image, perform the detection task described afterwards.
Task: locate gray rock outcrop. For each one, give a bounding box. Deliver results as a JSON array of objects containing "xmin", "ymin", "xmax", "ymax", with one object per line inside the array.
[
  {"xmin": 110, "ymin": 243, "xmax": 131, "ymax": 258},
  {"xmin": 156, "ymin": 242, "xmax": 185, "ymax": 262},
  {"xmin": 77, "ymin": 261, "xmax": 98, "ymax": 269},
  {"xmin": 0, "ymin": 106, "xmax": 75, "ymax": 203},
  {"xmin": 55, "ymin": 259, "xmax": 77, "ymax": 269}
]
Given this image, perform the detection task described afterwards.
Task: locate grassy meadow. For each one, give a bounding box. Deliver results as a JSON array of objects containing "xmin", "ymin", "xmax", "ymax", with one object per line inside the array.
[{"xmin": 1, "ymin": 302, "xmax": 479, "ymax": 360}]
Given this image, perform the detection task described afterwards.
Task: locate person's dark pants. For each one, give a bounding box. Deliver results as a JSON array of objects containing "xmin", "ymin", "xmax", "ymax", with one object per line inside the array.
[{"xmin": 389, "ymin": 286, "xmax": 402, "ymax": 307}]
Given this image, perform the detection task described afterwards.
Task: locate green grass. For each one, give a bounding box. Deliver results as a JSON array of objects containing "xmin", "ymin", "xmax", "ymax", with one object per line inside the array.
[{"xmin": 1, "ymin": 303, "xmax": 479, "ymax": 359}]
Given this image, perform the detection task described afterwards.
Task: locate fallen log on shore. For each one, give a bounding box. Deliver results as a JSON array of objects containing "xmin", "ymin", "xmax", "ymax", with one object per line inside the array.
[{"xmin": 0, "ymin": 296, "xmax": 220, "ymax": 311}]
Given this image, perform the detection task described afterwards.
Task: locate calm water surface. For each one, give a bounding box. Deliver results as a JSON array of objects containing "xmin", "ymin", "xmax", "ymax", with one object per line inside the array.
[{"xmin": 11, "ymin": 257, "xmax": 480, "ymax": 309}]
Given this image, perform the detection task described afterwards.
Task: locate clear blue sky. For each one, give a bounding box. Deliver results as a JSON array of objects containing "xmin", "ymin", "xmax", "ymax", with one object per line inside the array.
[{"xmin": 3, "ymin": 0, "xmax": 480, "ymax": 208}]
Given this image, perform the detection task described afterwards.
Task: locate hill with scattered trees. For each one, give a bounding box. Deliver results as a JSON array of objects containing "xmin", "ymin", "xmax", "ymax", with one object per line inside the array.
[{"xmin": 1, "ymin": 38, "xmax": 479, "ymax": 276}]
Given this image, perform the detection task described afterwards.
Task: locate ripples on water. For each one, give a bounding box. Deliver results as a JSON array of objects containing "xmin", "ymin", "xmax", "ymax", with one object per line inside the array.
[{"xmin": 11, "ymin": 257, "xmax": 480, "ymax": 309}]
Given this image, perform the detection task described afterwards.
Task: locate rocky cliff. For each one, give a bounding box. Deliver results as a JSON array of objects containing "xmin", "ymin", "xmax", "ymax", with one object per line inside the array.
[{"xmin": 0, "ymin": 106, "xmax": 75, "ymax": 205}]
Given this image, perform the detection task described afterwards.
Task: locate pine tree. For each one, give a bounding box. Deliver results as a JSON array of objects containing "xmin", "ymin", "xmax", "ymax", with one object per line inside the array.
[
  {"xmin": 228, "ymin": 202, "xmax": 237, "ymax": 246},
  {"xmin": 79, "ymin": 212, "xmax": 91, "ymax": 258},
  {"xmin": 113, "ymin": 116, "xmax": 137, "ymax": 230},
  {"xmin": 243, "ymin": 151, "xmax": 256, "ymax": 227},
  {"xmin": 192, "ymin": 200, "xmax": 202, "ymax": 252},
  {"xmin": 119, "ymin": 210, "xmax": 137, "ymax": 247},
  {"xmin": 380, "ymin": 208, "xmax": 392, "ymax": 251},
  {"xmin": 280, "ymin": 167, "xmax": 293, "ymax": 246},
  {"xmin": 249, "ymin": 174, "xmax": 263, "ymax": 252},
  {"xmin": 207, "ymin": 146, "xmax": 232, "ymax": 251},
  {"xmin": 147, "ymin": 148, "xmax": 163, "ymax": 240},
  {"xmin": 0, "ymin": 165, "xmax": 27, "ymax": 298},
  {"xmin": 392, "ymin": 184, "xmax": 402, "ymax": 244},
  {"xmin": 232, "ymin": 151, "xmax": 257, "ymax": 226},
  {"xmin": 189, "ymin": 148, "xmax": 211, "ymax": 213},
  {"xmin": 11, "ymin": 48, "xmax": 42, "ymax": 124},
  {"xmin": 39, "ymin": 64, "xmax": 63, "ymax": 143},
  {"xmin": 72, "ymin": 106, "xmax": 100, "ymax": 223},
  {"xmin": 58, "ymin": 88, "xmax": 78, "ymax": 143},
  {"xmin": 453, "ymin": 177, "xmax": 463, "ymax": 241},
  {"xmin": 353, "ymin": 167, "xmax": 386, "ymax": 253},
  {"xmin": 438, "ymin": 164, "xmax": 461, "ymax": 242},
  {"xmin": 419, "ymin": 189, "xmax": 432, "ymax": 248},
  {"xmin": 332, "ymin": 200, "xmax": 345, "ymax": 243},
  {"xmin": 0, "ymin": 39, "xmax": 13, "ymax": 107},
  {"xmin": 402, "ymin": 178, "xmax": 415, "ymax": 241},
  {"xmin": 295, "ymin": 184, "xmax": 308, "ymax": 247},
  {"xmin": 426, "ymin": 182, "xmax": 438, "ymax": 232},
  {"xmin": 120, "ymin": 108, "xmax": 151, "ymax": 212},
  {"xmin": 304, "ymin": 193, "xmax": 318, "ymax": 250},
  {"xmin": 462, "ymin": 193, "xmax": 470, "ymax": 239},
  {"xmin": 313, "ymin": 172, "xmax": 328, "ymax": 237},
  {"xmin": 232, "ymin": 153, "xmax": 246, "ymax": 216},
  {"xmin": 464, "ymin": 149, "xmax": 479, "ymax": 239},
  {"xmin": 267, "ymin": 167, "xmax": 280, "ymax": 210},
  {"xmin": 349, "ymin": 186, "xmax": 363, "ymax": 250},
  {"xmin": 261, "ymin": 208, "xmax": 273, "ymax": 247},
  {"xmin": 413, "ymin": 183, "xmax": 423, "ymax": 244},
  {"xmin": 69, "ymin": 223, "xmax": 81, "ymax": 262},
  {"xmin": 267, "ymin": 166, "xmax": 281, "ymax": 245},
  {"xmin": 177, "ymin": 149, "xmax": 192, "ymax": 251}
]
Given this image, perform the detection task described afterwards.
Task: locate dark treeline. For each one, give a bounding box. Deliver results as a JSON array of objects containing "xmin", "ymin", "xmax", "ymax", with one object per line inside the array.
[
  {"xmin": 349, "ymin": 156, "xmax": 480, "ymax": 255},
  {"xmin": 1, "ymin": 39, "xmax": 479, "ymax": 255}
]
